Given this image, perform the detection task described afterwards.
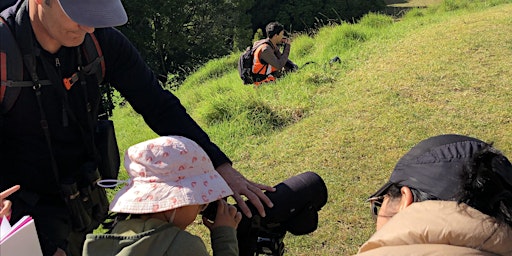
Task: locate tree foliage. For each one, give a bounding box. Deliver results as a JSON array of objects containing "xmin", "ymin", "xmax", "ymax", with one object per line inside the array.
[{"xmin": 250, "ymin": 0, "xmax": 386, "ymax": 33}]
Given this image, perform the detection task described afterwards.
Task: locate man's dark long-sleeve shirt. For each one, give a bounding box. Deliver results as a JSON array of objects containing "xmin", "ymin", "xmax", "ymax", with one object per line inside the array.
[
  {"xmin": 96, "ymin": 27, "xmax": 230, "ymax": 168},
  {"xmin": 0, "ymin": 5, "xmax": 230, "ymax": 196}
]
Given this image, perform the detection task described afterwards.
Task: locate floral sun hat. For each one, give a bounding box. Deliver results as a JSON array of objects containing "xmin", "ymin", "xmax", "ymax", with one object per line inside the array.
[{"xmin": 109, "ymin": 136, "xmax": 233, "ymax": 214}]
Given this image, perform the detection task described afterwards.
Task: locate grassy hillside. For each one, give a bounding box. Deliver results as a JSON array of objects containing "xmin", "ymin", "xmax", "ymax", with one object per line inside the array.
[{"xmin": 110, "ymin": 0, "xmax": 512, "ymax": 254}]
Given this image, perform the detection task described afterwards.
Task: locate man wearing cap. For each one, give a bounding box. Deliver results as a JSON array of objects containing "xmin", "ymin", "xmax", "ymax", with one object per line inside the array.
[
  {"xmin": 251, "ymin": 21, "xmax": 298, "ymax": 86},
  {"xmin": 0, "ymin": 0, "xmax": 274, "ymax": 255},
  {"xmin": 357, "ymin": 134, "xmax": 512, "ymax": 255}
]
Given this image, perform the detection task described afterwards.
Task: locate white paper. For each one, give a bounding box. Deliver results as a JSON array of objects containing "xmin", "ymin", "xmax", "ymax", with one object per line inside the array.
[
  {"xmin": 0, "ymin": 215, "xmax": 43, "ymax": 256},
  {"xmin": 0, "ymin": 215, "xmax": 12, "ymax": 239}
]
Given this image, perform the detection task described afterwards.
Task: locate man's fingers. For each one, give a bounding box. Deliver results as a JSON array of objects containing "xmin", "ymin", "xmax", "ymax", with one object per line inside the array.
[
  {"xmin": 0, "ymin": 185, "xmax": 20, "ymax": 199},
  {"xmin": 243, "ymin": 188, "xmax": 266, "ymax": 217},
  {"xmin": 232, "ymin": 193, "xmax": 252, "ymax": 218},
  {"xmin": 249, "ymin": 183, "xmax": 274, "ymax": 208},
  {"xmin": 214, "ymin": 164, "xmax": 276, "ymax": 218},
  {"xmin": 252, "ymin": 181, "xmax": 275, "ymax": 193},
  {"xmin": 232, "ymin": 183, "xmax": 275, "ymax": 218}
]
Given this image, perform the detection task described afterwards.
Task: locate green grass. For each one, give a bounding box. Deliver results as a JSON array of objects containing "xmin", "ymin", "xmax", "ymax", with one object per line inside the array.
[{"xmin": 108, "ymin": 0, "xmax": 512, "ymax": 254}]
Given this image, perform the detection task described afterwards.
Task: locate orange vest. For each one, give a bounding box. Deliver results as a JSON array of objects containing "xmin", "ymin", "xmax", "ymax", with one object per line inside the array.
[{"xmin": 252, "ymin": 43, "xmax": 278, "ymax": 75}]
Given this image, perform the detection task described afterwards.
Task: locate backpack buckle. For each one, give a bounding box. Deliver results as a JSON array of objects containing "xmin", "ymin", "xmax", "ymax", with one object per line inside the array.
[{"xmin": 63, "ymin": 72, "xmax": 79, "ymax": 90}]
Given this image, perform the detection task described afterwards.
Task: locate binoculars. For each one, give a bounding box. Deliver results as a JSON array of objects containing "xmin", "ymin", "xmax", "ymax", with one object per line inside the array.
[{"xmin": 61, "ymin": 162, "xmax": 109, "ymax": 232}]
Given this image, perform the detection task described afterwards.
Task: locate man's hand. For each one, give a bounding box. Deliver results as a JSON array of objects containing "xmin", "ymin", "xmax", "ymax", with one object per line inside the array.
[
  {"xmin": 0, "ymin": 185, "xmax": 20, "ymax": 219},
  {"xmin": 215, "ymin": 163, "xmax": 275, "ymax": 218}
]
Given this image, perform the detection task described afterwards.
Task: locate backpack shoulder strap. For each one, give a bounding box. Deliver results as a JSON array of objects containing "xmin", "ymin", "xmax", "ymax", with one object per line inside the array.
[
  {"xmin": 252, "ymin": 39, "xmax": 274, "ymax": 69},
  {"xmin": 0, "ymin": 16, "xmax": 31, "ymax": 113},
  {"xmin": 252, "ymin": 39, "xmax": 273, "ymax": 54},
  {"xmin": 262, "ymin": 39, "xmax": 275, "ymax": 51},
  {"xmin": 81, "ymin": 33, "xmax": 105, "ymax": 84},
  {"xmin": 81, "ymin": 32, "xmax": 115, "ymax": 119},
  {"xmin": 60, "ymin": 32, "xmax": 104, "ymax": 91}
]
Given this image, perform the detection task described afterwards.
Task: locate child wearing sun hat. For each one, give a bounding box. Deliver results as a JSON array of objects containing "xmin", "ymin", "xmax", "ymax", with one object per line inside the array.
[{"xmin": 83, "ymin": 136, "xmax": 241, "ymax": 256}]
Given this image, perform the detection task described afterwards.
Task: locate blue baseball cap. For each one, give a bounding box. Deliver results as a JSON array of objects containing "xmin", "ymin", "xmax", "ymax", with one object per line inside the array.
[{"xmin": 59, "ymin": 0, "xmax": 128, "ymax": 28}]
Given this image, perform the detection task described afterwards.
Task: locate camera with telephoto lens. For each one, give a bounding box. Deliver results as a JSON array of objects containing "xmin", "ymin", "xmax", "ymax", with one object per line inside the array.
[{"xmin": 202, "ymin": 171, "xmax": 328, "ymax": 256}]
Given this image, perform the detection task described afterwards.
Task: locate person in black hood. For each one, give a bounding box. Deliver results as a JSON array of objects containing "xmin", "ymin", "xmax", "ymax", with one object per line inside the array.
[{"xmin": 358, "ymin": 134, "xmax": 512, "ymax": 255}]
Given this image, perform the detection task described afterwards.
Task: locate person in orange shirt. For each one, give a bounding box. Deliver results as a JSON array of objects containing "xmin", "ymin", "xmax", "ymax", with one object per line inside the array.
[{"xmin": 252, "ymin": 22, "xmax": 298, "ymax": 86}]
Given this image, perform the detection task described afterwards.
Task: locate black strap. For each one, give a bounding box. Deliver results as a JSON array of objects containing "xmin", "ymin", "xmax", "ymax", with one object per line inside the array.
[
  {"xmin": 39, "ymin": 52, "xmax": 98, "ymax": 162},
  {"xmin": 13, "ymin": 0, "xmax": 61, "ymax": 184},
  {"xmin": 0, "ymin": 13, "xmax": 52, "ymax": 113},
  {"xmin": 22, "ymin": 54, "xmax": 61, "ymax": 184},
  {"xmin": 1, "ymin": 80, "xmax": 50, "ymax": 87}
]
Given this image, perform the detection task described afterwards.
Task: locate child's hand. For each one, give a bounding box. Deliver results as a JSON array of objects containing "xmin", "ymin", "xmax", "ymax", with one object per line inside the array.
[
  {"xmin": 0, "ymin": 185, "xmax": 20, "ymax": 219},
  {"xmin": 202, "ymin": 200, "xmax": 242, "ymax": 230}
]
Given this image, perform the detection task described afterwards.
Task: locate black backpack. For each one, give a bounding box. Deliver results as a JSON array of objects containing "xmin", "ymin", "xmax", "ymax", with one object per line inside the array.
[{"xmin": 237, "ymin": 40, "xmax": 272, "ymax": 85}]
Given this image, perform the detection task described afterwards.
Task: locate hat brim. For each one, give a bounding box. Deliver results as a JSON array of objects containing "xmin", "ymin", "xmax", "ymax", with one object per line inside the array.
[
  {"xmin": 368, "ymin": 181, "xmax": 393, "ymax": 199},
  {"xmin": 59, "ymin": 0, "xmax": 128, "ymax": 28},
  {"xmin": 110, "ymin": 171, "xmax": 233, "ymax": 214}
]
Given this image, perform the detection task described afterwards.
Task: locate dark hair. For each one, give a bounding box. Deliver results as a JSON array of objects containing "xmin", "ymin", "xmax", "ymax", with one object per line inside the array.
[
  {"xmin": 387, "ymin": 183, "xmax": 439, "ymax": 202},
  {"xmin": 457, "ymin": 145, "xmax": 512, "ymax": 227},
  {"xmin": 387, "ymin": 145, "xmax": 512, "ymax": 228},
  {"xmin": 266, "ymin": 22, "xmax": 284, "ymax": 38}
]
